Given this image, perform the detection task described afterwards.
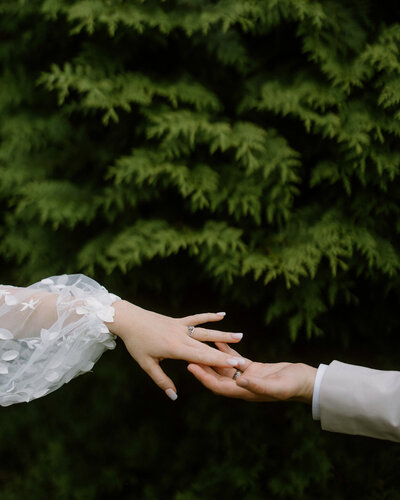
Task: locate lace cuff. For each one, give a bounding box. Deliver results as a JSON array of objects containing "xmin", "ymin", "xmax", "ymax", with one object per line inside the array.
[{"xmin": 0, "ymin": 274, "xmax": 121, "ymax": 406}]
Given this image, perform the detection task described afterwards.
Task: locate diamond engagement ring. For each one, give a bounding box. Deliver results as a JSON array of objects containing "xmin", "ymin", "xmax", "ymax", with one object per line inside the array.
[
  {"xmin": 233, "ymin": 369, "xmax": 242, "ymax": 380},
  {"xmin": 187, "ymin": 326, "xmax": 195, "ymax": 337}
]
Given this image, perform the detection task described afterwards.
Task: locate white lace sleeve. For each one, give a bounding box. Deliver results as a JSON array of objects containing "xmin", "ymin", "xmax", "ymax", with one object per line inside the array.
[{"xmin": 0, "ymin": 273, "xmax": 121, "ymax": 406}]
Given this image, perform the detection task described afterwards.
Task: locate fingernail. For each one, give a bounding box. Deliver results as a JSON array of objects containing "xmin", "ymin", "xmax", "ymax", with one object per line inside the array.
[
  {"xmin": 237, "ymin": 378, "xmax": 248, "ymax": 387},
  {"xmin": 227, "ymin": 357, "xmax": 243, "ymax": 366},
  {"xmin": 236, "ymin": 358, "xmax": 247, "ymax": 367},
  {"xmin": 165, "ymin": 388, "xmax": 178, "ymax": 401},
  {"xmin": 231, "ymin": 333, "xmax": 243, "ymax": 340},
  {"xmin": 216, "ymin": 312, "xmax": 226, "ymax": 317}
]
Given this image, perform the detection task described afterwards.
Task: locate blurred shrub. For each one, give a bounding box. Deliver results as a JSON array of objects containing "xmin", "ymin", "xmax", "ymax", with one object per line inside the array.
[{"xmin": 0, "ymin": 0, "xmax": 399, "ymax": 498}]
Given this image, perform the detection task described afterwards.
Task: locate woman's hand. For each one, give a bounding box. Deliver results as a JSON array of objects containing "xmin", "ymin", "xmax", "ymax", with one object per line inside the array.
[
  {"xmin": 187, "ymin": 343, "xmax": 317, "ymax": 404},
  {"xmin": 106, "ymin": 301, "xmax": 246, "ymax": 400}
]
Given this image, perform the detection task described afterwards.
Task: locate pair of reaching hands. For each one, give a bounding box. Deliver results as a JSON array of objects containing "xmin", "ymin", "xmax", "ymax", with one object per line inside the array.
[{"xmin": 106, "ymin": 300, "xmax": 317, "ymax": 403}]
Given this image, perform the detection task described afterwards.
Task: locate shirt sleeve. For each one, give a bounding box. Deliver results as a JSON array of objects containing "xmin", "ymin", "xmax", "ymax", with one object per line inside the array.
[
  {"xmin": 312, "ymin": 363, "xmax": 328, "ymax": 421},
  {"xmin": 0, "ymin": 273, "xmax": 121, "ymax": 406}
]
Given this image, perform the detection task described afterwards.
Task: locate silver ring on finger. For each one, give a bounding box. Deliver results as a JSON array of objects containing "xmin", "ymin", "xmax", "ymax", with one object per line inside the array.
[
  {"xmin": 233, "ymin": 369, "xmax": 242, "ymax": 380},
  {"xmin": 187, "ymin": 325, "xmax": 195, "ymax": 337}
]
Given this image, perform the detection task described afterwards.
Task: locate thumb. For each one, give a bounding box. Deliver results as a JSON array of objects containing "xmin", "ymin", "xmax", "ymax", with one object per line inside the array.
[
  {"xmin": 236, "ymin": 375, "xmax": 283, "ymax": 399},
  {"xmin": 236, "ymin": 376, "xmax": 263, "ymax": 393}
]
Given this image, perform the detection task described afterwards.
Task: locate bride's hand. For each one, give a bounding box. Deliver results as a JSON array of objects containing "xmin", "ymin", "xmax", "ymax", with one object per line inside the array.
[
  {"xmin": 106, "ymin": 301, "xmax": 246, "ymax": 400},
  {"xmin": 187, "ymin": 343, "xmax": 317, "ymax": 404}
]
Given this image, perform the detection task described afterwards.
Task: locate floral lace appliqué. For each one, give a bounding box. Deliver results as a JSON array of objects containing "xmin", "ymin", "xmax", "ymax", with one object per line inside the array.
[
  {"xmin": 20, "ymin": 298, "xmax": 40, "ymax": 311},
  {"xmin": 75, "ymin": 296, "xmax": 115, "ymax": 323}
]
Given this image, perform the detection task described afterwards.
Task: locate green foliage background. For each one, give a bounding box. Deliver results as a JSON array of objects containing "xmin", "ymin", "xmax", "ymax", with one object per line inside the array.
[{"xmin": 1, "ymin": 0, "xmax": 400, "ymax": 497}]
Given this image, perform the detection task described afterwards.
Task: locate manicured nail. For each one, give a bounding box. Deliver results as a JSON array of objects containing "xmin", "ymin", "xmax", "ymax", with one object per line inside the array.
[
  {"xmin": 227, "ymin": 357, "xmax": 243, "ymax": 366},
  {"xmin": 237, "ymin": 378, "xmax": 248, "ymax": 387},
  {"xmin": 231, "ymin": 333, "xmax": 243, "ymax": 340},
  {"xmin": 236, "ymin": 358, "xmax": 247, "ymax": 368},
  {"xmin": 165, "ymin": 388, "xmax": 178, "ymax": 401},
  {"xmin": 216, "ymin": 312, "xmax": 226, "ymax": 317}
]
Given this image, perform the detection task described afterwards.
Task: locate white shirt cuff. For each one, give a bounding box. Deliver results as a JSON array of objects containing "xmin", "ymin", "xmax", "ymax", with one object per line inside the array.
[{"xmin": 312, "ymin": 363, "xmax": 329, "ymax": 421}]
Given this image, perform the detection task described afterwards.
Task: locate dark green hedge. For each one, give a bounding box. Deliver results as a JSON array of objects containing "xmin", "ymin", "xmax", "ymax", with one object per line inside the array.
[{"xmin": 0, "ymin": 0, "xmax": 400, "ymax": 498}]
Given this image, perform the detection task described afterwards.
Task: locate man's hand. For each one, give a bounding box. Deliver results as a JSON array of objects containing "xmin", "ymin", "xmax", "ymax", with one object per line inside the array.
[{"xmin": 187, "ymin": 343, "xmax": 317, "ymax": 404}]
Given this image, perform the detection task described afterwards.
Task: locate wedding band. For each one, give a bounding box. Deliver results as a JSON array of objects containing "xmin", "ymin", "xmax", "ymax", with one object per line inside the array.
[
  {"xmin": 233, "ymin": 369, "xmax": 242, "ymax": 380},
  {"xmin": 187, "ymin": 326, "xmax": 195, "ymax": 337}
]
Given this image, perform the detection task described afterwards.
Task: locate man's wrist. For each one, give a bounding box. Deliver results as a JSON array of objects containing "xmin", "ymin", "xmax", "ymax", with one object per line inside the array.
[{"xmin": 301, "ymin": 364, "xmax": 318, "ymax": 404}]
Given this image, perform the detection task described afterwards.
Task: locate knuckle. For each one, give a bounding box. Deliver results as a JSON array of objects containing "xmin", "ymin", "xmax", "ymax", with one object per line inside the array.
[
  {"xmin": 152, "ymin": 374, "xmax": 169, "ymax": 388},
  {"xmin": 156, "ymin": 379, "xmax": 168, "ymax": 389},
  {"xmin": 140, "ymin": 359, "xmax": 153, "ymax": 371},
  {"xmin": 194, "ymin": 328, "xmax": 206, "ymax": 339}
]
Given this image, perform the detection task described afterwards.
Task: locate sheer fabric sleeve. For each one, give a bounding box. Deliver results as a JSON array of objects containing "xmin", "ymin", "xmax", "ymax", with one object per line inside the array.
[{"xmin": 0, "ymin": 274, "xmax": 121, "ymax": 406}]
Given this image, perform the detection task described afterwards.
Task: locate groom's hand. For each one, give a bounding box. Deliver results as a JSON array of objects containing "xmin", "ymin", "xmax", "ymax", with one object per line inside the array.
[{"xmin": 187, "ymin": 343, "xmax": 317, "ymax": 404}]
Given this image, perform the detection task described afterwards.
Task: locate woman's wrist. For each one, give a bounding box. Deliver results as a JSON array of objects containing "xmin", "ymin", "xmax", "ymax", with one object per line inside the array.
[{"xmin": 106, "ymin": 299, "xmax": 136, "ymax": 339}]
